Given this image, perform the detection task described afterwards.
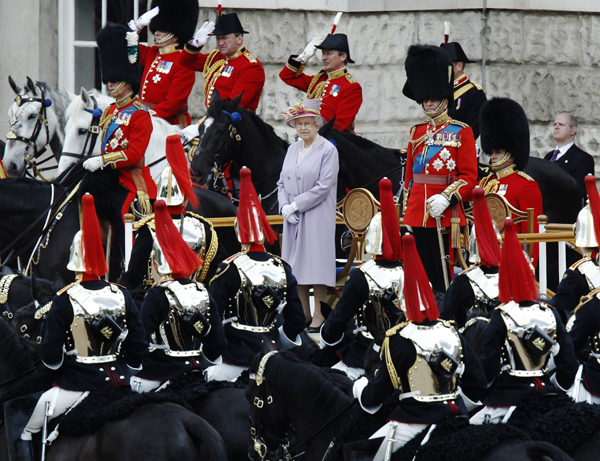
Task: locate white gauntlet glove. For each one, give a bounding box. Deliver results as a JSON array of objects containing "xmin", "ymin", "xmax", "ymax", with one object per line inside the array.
[
  {"xmin": 296, "ymin": 37, "xmax": 324, "ymax": 63},
  {"xmin": 426, "ymin": 194, "xmax": 450, "ymax": 218},
  {"xmin": 181, "ymin": 123, "xmax": 200, "ymax": 143},
  {"xmin": 83, "ymin": 157, "xmax": 103, "ymax": 172},
  {"xmin": 191, "ymin": 21, "xmax": 215, "ymax": 48},
  {"xmin": 127, "ymin": 6, "xmax": 159, "ymax": 32}
]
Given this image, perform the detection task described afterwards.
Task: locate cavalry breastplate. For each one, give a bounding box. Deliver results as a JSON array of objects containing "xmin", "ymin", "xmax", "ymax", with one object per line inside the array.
[
  {"xmin": 465, "ymin": 267, "xmax": 500, "ymax": 312},
  {"xmin": 400, "ymin": 321, "xmax": 463, "ymax": 402},
  {"xmin": 229, "ymin": 254, "xmax": 287, "ymax": 333},
  {"xmin": 66, "ymin": 284, "xmax": 127, "ymax": 364},
  {"xmin": 172, "ymin": 216, "xmax": 206, "ymax": 255},
  {"xmin": 356, "ymin": 260, "xmax": 405, "ymax": 339},
  {"xmin": 156, "ymin": 280, "xmax": 211, "ymax": 357},
  {"xmin": 576, "ymin": 259, "xmax": 600, "ymax": 291},
  {"xmin": 499, "ymin": 301, "xmax": 557, "ymax": 377}
]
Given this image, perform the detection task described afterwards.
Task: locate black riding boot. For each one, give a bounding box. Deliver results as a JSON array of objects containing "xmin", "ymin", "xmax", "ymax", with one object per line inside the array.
[{"xmin": 9, "ymin": 439, "xmax": 34, "ymax": 461}]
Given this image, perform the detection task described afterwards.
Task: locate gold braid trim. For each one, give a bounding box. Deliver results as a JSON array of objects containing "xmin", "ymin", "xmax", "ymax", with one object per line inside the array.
[
  {"xmin": 203, "ymin": 51, "xmax": 226, "ymax": 100},
  {"xmin": 441, "ymin": 179, "xmax": 468, "ymax": 202},
  {"xmin": 479, "ymin": 174, "xmax": 499, "ymax": 195},
  {"xmin": 381, "ymin": 322, "xmax": 407, "ymax": 390},
  {"xmin": 307, "ymin": 71, "xmax": 328, "ymax": 99},
  {"xmin": 98, "ymin": 105, "xmax": 113, "ymax": 145},
  {"xmin": 134, "ymin": 213, "xmax": 156, "ymax": 230},
  {"xmin": 187, "ymin": 212, "xmax": 219, "ymax": 282}
]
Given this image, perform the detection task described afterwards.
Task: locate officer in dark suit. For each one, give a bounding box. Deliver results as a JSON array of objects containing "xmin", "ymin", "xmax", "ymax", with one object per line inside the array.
[
  {"xmin": 440, "ymin": 41, "xmax": 487, "ymax": 140},
  {"xmin": 544, "ymin": 113, "xmax": 594, "ymax": 205}
]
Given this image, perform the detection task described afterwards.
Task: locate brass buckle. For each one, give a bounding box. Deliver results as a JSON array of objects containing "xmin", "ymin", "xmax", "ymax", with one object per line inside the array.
[
  {"xmin": 90, "ymin": 125, "xmax": 100, "ymax": 134},
  {"xmin": 254, "ymin": 397, "xmax": 264, "ymax": 408},
  {"xmin": 20, "ymin": 325, "xmax": 28, "ymax": 333},
  {"xmin": 15, "ymin": 95, "xmax": 22, "ymax": 106}
]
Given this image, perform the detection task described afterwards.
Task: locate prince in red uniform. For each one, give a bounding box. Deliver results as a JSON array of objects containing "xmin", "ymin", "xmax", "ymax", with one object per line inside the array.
[
  {"xmin": 478, "ymin": 98, "xmax": 543, "ymax": 268},
  {"xmin": 84, "ymin": 23, "xmax": 157, "ymax": 251},
  {"xmin": 128, "ymin": 0, "xmax": 198, "ymax": 127},
  {"xmin": 179, "ymin": 13, "xmax": 264, "ymax": 112},
  {"xmin": 279, "ymin": 34, "xmax": 362, "ymax": 133},
  {"xmin": 402, "ymin": 45, "xmax": 478, "ymax": 292}
]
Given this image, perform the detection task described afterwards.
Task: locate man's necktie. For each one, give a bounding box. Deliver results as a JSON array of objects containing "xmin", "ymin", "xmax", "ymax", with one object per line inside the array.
[{"xmin": 550, "ymin": 148, "xmax": 560, "ymax": 162}]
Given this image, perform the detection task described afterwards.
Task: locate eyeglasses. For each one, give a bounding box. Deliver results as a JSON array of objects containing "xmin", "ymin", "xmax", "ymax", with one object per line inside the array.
[{"xmin": 295, "ymin": 122, "xmax": 316, "ymax": 128}]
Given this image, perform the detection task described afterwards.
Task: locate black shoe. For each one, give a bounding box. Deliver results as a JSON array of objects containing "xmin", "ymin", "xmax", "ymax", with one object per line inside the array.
[{"xmin": 305, "ymin": 323, "xmax": 323, "ymax": 333}]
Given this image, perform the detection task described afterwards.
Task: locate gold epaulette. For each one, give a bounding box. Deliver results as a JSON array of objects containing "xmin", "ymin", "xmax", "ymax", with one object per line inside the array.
[
  {"xmin": 183, "ymin": 44, "xmax": 200, "ymax": 54},
  {"xmin": 471, "ymin": 80, "xmax": 483, "ymax": 90},
  {"xmin": 449, "ymin": 119, "xmax": 470, "ymax": 129},
  {"xmin": 57, "ymin": 282, "xmax": 78, "ymax": 296},
  {"xmin": 208, "ymin": 259, "xmax": 234, "ymax": 285},
  {"xmin": 517, "ymin": 171, "xmax": 535, "ymax": 181},
  {"xmin": 345, "ymin": 73, "xmax": 356, "ymax": 84},
  {"xmin": 574, "ymin": 287, "xmax": 600, "ymax": 315},
  {"xmin": 243, "ymin": 50, "xmax": 258, "ymax": 63},
  {"xmin": 385, "ymin": 321, "xmax": 407, "ymax": 337},
  {"xmin": 570, "ymin": 255, "xmax": 592, "ymax": 271},
  {"xmin": 133, "ymin": 101, "xmax": 149, "ymax": 112}
]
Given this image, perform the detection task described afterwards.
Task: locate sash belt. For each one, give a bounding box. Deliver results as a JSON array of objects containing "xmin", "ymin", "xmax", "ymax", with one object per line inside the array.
[{"xmin": 413, "ymin": 174, "xmax": 450, "ymax": 185}]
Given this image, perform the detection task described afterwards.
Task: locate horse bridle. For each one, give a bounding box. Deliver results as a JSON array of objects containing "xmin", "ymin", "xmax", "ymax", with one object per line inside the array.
[
  {"xmin": 6, "ymin": 88, "xmax": 53, "ymax": 175},
  {"xmin": 61, "ymin": 95, "xmax": 103, "ymax": 163},
  {"xmin": 249, "ymin": 350, "xmax": 293, "ymax": 460}
]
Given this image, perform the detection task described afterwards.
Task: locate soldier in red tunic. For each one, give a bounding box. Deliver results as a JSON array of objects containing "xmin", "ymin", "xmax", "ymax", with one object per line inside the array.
[
  {"xmin": 402, "ymin": 45, "xmax": 478, "ymax": 292},
  {"xmin": 478, "ymin": 98, "xmax": 543, "ymax": 268},
  {"xmin": 279, "ymin": 34, "xmax": 362, "ymax": 133},
  {"xmin": 83, "ymin": 23, "xmax": 157, "ymax": 251},
  {"xmin": 179, "ymin": 13, "xmax": 265, "ymax": 112},
  {"xmin": 128, "ymin": 0, "xmax": 198, "ymax": 127}
]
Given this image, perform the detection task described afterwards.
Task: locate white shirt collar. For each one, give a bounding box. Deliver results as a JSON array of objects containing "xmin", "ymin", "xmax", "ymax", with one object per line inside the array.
[{"xmin": 554, "ymin": 141, "xmax": 574, "ymax": 160}]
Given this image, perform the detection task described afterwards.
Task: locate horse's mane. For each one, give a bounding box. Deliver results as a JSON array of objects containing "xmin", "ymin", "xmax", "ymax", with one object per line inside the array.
[
  {"xmin": 242, "ymin": 110, "xmax": 289, "ymax": 148},
  {"xmin": 334, "ymin": 130, "xmax": 401, "ymax": 159},
  {"xmin": 65, "ymin": 89, "xmax": 110, "ymax": 120},
  {"xmin": 265, "ymin": 351, "xmax": 354, "ymax": 409},
  {"xmin": 0, "ymin": 317, "xmax": 37, "ymax": 375},
  {"xmin": 35, "ymin": 81, "xmax": 72, "ymax": 119}
]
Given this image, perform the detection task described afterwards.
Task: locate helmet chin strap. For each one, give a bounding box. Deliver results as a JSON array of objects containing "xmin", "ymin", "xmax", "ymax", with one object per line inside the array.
[
  {"xmin": 108, "ymin": 81, "xmax": 126, "ymax": 96},
  {"xmin": 421, "ymin": 100, "xmax": 448, "ymax": 118},
  {"xmin": 155, "ymin": 33, "xmax": 175, "ymax": 45},
  {"xmin": 490, "ymin": 152, "xmax": 513, "ymax": 172}
]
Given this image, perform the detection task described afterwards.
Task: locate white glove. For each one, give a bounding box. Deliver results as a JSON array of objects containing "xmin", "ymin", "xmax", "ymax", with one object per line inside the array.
[
  {"xmin": 83, "ymin": 157, "xmax": 103, "ymax": 172},
  {"xmin": 281, "ymin": 203, "xmax": 299, "ymax": 223},
  {"xmin": 191, "ymin": 21, "xmax": 215, "ymax": 48},
  {"xmin": 127, "ymin": 6, "xmax": 159, "ymax": 32},
  {"xmin": 181, "ymin": 123, "xmax": 200, "ymax": 143},
  {"xmin": 296, "ymin": 37, "xmax": 324, "ymax": 63},
  {"xmin": 427, "ymin": 194, "xmax": 450, "ymax": 218}
]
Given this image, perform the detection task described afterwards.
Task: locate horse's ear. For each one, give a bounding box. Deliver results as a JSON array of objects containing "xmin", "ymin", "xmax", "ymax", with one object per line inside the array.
[
  {"xmin": 26, "ymin": 77, "xmax": 37, "ymax": 95},
  {"xmin": 8, "ymin": 76, "xmax": 23, "ymax": 95},
  {"xmin": 52, "ymin": 272, "xmax": 65, "ymax": 293},
  {"xmin": 80, "ymin": 87, "xmax": 90, "ymax": 105},
  {"xmin": 31, "ymin": 272, "xmax": 43, "ymax": 301},
  {"xmin": 318, "ymin": 116, "xmax": 335, "ymax": 138},
  {"xmin": 229, "ymin": 91, "xmax": 244, "ymax": 110}
]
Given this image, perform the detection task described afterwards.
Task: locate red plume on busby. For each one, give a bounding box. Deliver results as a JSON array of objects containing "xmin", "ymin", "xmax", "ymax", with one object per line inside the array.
[
  {"xmin": 237, "ymin": 167, "xmax": 278, "ymax": 246},
  {"xmin": 401, "ymin": 234, "xmax": 439, "ymax": 323},
  {"xmin": 585, "ymin": 175, "xmax": 600, "ymax": 246},
  {"xmin": 379, "ymin": 178, "xmax": 403, "ymax": 261},
  {"xmin": 154, "ymin": 200, "xmax": 200, "ymax": 278},
  {"xmin": 81, "ymin": 194, "xmax": 108, "ymax": 277},
  {"xmin": 498, "ymin": 218, "xmax": 538, "ymax": 304},
  {"xmin": 472, "ymin": 187, "xmax": 501, "ymax": 267},
  {"xmin": 165, "ymin": 134, "xmax": 198, "ymax": 209}
]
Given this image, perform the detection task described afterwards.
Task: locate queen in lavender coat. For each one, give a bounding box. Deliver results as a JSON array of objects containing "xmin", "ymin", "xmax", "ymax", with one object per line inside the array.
[{"xmin": 277, "ymin": 100, "xmax": 339, "ymax": 330}]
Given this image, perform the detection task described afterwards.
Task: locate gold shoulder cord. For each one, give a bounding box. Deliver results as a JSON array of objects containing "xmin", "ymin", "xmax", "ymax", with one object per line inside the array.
[
  {"xmin": 98, "ymin": 105, "xmax": 113, "ymax": 142},
  {"xmin": 188, "ymin": 212, "xmax": 219, "ymax": 282},
  {"xmin": 203, "ymin": 51, "xmax": 226, "ymax": 97},
  {"xmin": 382, "ymin": 322, "xmax": 406, "ymax": 391},
  {"xmin": 307, "ymin": 71, "xmax": 327, "ymax": 99}
]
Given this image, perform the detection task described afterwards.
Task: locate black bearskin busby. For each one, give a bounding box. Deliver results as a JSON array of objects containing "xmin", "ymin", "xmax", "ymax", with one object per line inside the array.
[
  {"xmin": 480, "ymin": 97, "xmax": 530, "ymax": 170},
  {"xmin": 402, "ymin": 44, "xmax": 454, "ymax": 109},
  {"xmin": 96, "ymin": 23, "xmax": 141, "ymax": 95},
  {"xmin": 149, "ymin": 0, "xmax": 199, "ymax": 46},
  {"xmin": 316, "ymin": 34, "xmax": 355, "ymax": 64}
]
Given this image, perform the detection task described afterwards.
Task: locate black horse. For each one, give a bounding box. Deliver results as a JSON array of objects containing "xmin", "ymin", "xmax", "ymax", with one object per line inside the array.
[
  {"xmin": 246, "ymin": 348, "xmax": 577, "ymax": 461},
  {"xmin": 191, "ymin": 91, "xmax": 405, "ymax": 214},
  {"xmin": 0, "ymin": 320, "xmax": 228, "ymax": 461}
]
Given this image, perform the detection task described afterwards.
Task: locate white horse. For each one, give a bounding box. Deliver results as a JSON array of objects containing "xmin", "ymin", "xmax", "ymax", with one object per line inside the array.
[
  {"xmin": 59, "ymin": 88, "xmax": 178, "ymax": 180},
  {"xmin": 5, "ymin": 76, "xmax": 74, "ymax": 177}
]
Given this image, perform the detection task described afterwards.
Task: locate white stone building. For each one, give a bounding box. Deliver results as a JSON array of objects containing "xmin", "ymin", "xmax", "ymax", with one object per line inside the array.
[{"xmin": 2, "ymin": 0, "xmax": 600, "ymax": 167}]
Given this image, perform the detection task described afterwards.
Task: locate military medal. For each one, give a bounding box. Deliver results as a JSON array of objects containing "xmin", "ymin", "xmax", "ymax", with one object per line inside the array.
[
  {"xmin": 330, "ymin": 84, "xmax": 341, "ymax": 97},
  {"xmin": 222, "ymin": 65, "xmax": 234, "ymax": 77},
  {"xmin": 157, "ymin": 61, "xmax": 173, "ymax": 74}
]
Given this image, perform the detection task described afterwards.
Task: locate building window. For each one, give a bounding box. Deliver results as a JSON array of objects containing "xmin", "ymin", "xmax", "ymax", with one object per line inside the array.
[{"xmin": 58, "ymin": 0, "xmax": 147, "ymax": 93}]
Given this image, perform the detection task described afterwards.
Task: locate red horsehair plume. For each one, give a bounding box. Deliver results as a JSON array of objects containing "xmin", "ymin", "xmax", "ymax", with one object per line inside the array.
[
  {"xmin": 331, "ymin": 12, "xmax": 343, "ymax": 34},
  {"xmin": 498, "ymin": 218, "xmax": 538, "ymax": 303},
  {"xmin": 237, "ymin": 167, "xmax": 278, "ymax": 245},
  {"xmin": 585, "ymin": 175, "xmax": 600, "ymax": 247},
  {"xmin": 81, "ymin": 193, "xmax": 108, "ymax": 277},
  {"xmin": 165, "ymin": 134, "xmax": 199, "ymax": 209},
  {"xmin": 472, "ymin": 186, "xmax": 501, "ymax": 267},
  {"xmin": 401, "ymin": 234, "xmax": 439, "ymax": 322},
  {"xmin": 379, "ymin": 178, "xmax": 403, "ymax": 261},
  {"xmin": 154, "ymin": 200, "xmax": 201, "ymax": 278}
]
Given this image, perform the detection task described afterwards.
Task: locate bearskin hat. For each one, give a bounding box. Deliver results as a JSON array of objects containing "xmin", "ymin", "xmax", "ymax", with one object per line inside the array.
[
  {"xmin": 96, "ymin": 23, "xmax": 141, "ymax": 95},
  {"xmin": 402, "ymin": 44, "xmax": 454, "ymax": 109},
  {"xmin": 480, "ymin": 98, "xmax": 530, "ymax": 170},
  {"xmin": 149, "ymin": 0, "xmax": 199, "ymax": 46}
]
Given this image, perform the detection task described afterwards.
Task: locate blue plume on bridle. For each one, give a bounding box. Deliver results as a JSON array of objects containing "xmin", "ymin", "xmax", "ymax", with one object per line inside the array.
[
  {"xmin": 44, "ymin": 99, "xmax": 52, "ymax": 107},
  {"xmin": 222, "ymin": 110, "xmax": 242, "ymax": 124}
]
